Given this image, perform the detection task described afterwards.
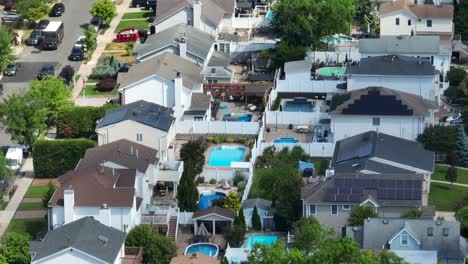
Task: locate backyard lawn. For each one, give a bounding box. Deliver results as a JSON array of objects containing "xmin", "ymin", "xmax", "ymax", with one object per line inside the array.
[
  {"xmin": 6, "ymin": 218, "xmax": 47, "ymax": 239},
  {"xmin": 249, "ymin": 168, "xmax": 270, "ymax": 199},
  {"xmin": 431, "ymin": 165, "xmax": 468, "ymax": 184},
  {"xmin": 24, "ymin": 186, "xmax": 49, "ymax": 199},
  {"xmin": 17, "ymin": 202, "xmax": 45, "ymax": 211},
  {"xmin": 428, "ymin": 182, "xmax": 468, "ymax": 211},
  {"xmin": 122, "ymin": 12, "xmax": 152, "ymax": 19},
  {"xmin": 115, "ymin": 20, "xmax": 150, "ymax": 32}
]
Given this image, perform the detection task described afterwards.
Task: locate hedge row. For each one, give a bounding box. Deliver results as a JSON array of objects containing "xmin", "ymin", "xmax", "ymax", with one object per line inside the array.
[{"xmin": 32, "ymin": 139, "xmax": 96, "ymax": 178}]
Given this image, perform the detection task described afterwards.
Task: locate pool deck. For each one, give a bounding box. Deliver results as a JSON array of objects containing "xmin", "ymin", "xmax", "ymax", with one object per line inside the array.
[
  {"xmin": 176, "ymin": 226, "xmax": 227, "ymax": 256},
  {"xmin": 204, "ymin": 143, "xmax": 250, "ymax": 167},
  {"xmin": 264, "ymin": 128, "xmax": 313, "ymax": 143},
  {"xmin": 216, "ymin": 102, "xmax": 260, "ymax": 122},
  {"xmin": 197, "ymin": 184, "xmax": 238, "ymax": 196}
]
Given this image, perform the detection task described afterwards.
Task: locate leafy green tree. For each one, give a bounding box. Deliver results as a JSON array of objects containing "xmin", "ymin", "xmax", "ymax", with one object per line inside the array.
[
  {"xmin": 43, "ymin": 181, "xmax": 57, "ymax": 207},
  {"xmin": 274, "ymin": 41, "xmax": 306, "ymax": 68},
  {"xmin": 447, "ymin": 68, "xmax": 467, "ymax": 87},
  {"xmin": 30, "ymin": 77, "xmax": 71, "ymax": 122},
  {"xmin": 1, "ymin": 232, "xmax": 31, "ymax": 264},
  {"xmin": 401, "ymin": 208, "xmax": 422, "ymax": 218},
  {"xmin": 446, "ymin": 166, "xmax": 458, "ymax": 184},
  {"xmin": 455, "ymin": 0, "xmax": 468, "ymax": 47},
  {"xmin": 252, "ymin": 206, "xmax": 262, "ymax": 231},
  {"xmin": 176, "ymin": 160, "xmax": 198, "ymax": 211},
  {"xmin": 0, "ymin": 27, "xmax": 15, "ymax": 71},
  {"xmin": 0, "ymin": 152, "xmax": 12, "ymax": 182},
  {"xmin": 238, "ymin": 207, "xmax": 246, "ymax": 229},
  {"xmin": 444, "ymin": 86, "xmax": 465, "ymax": 101},
  {"xmin": 0, "ymin": 254, "xmax": 7, "ymax": 264},
  {"xmin": 180, "ymin": 141, "xmax": 206, "ymax": 176},
  {"xmin": 224, "ymin": 218, "xmax": 246, "ymax": 247},
  {"xmin": 0, "ymin": 93, "xmax": 47, "ymax": 147},
  {"xmin": 248, "ymin": 241, "xmax": 313, "ymax": 264},
  {"xmin": 417, "ymin": 125, "xmax": 457, "ymax": 155},
  {"xmin": 455, "ymin": 206, "xmax": 468, "ymax": 236},
  {"xmin": 348, "ymin": 205, "xmax": 377, "ymax": 226},
  {"xmin": 83, "ymin": 28, "xmax": 97, "ymax": 53},
  {"xmin": 455, "ymin": 127, "xmax": 468, "ymax": 166},
  {"xmin": 125, "ymin": 225, "xmax": 176, "ymax": 264},
  {"xmin": 16, "ymin": 0, "xmax": 49, "ymax": 24},
  {"xmin": 91, "ymin": 0, "xmax": 117, "ymax": 25},
  {"xmin": 292, "ymin": 217, "xmax": 333, "ymax": 253},
  {"xmin": 223, "ymin": 191, "xmax": 241, "ymax": 212}
]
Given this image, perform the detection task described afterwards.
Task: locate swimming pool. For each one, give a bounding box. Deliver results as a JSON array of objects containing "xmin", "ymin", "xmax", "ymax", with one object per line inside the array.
[
  {"xmin": 274, "ymin": 137, "xmax": 299, "ymax": 143},
  {"xmin": 316, "ymin": 67, "xmax": 346, "ymax": 77},
  {"xmin": 284, "ymin": 101, "xmax": 314, "ymax": 112},
  {"xmin": 223, "ymin": 113, "xmax": 253, "ymax": 122},
  {"xmin": 266, "ymin": 11, "xmax": 273, "ymax": 20},
  {"xmin": 321, "ymin": 34, "xmax": 353, "ymax": 44},
  {"xmin": 208, "ymin": 146, "xmax": 246, "ymax": 167},
  {"xmin": 199, "ymin": 191, "xmax": 226, "ymax": 210},
  {"xmin": 246, "ymin": 235, "xmax": 278, "ymax": 249},
  {"xmin": 185, "ymin": 243, "xmax": 219, "ymax": 257}
]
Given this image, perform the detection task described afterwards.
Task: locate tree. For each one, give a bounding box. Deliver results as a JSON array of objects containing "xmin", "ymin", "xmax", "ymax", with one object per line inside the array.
[
  {"xmin": 176, "ymin": 160, "xmax": 198, "ymax": 211},
  {"xmin": 59, "ymin": 65, "xmax": 75, "ymax": 85},
  {"xmin": 292, "ymin": 217, "xmax": 333, "ymax": 253},
  {"xmin": 274, "ymin": 41, "xmax": 306, "ymax": 68},
  {"xmin": 446, "ymin": 166, "xmax": 458, "ymax": 184},
  {"xmin": 1, "ymin": 232, "xmax": 31, "ymax": 264},
  {"xmin": 447, "ymin": 68, "xmax": 467, "ymax": 87},
  {"xmin": 417, "ymin": 125, "xmax": 457, "ymax": 156},
  {"xmin": 455, "ymin": 0, "xmax": 468, "ymax": 40},
  {"xmin": 16, "ymin": 0, "xmax": 49, "ymax": 24},
  {"xmin": 238, "ymin": 207, "xmax": 246, "ymax": 229},
  {"xmin": 0, "ymin": 27, "xmax": 15, "ymax": 71},
  {"xmin": 0, "ymin": 152, "xmax": 12, "ymax": 182},
  {"xmin": 252, "ymin": 206, "xmax": 262, "ymax": 231},
  {"xmin": 224, "ymin": 219, "xmax": 246, "ymax": 247},
  {"xmin": 30, "ymin": 77, "xmax": 71, "ymax": 122},
  {"xmin": 224, "ymin": 191, "xmax": 241, "ymax": 212},
  {"xmin": 401, "ymin": 208, "xmax": 422, "ymax": 218},
  {"xmin": 455, "ymin": 126, "xmax": 468, "ymax": 166},
  {"xmin": 90, "ymin": 0, "xmax": 117, "ymax": 25},
  {"xmin": 125, "ymin": 225, "xmax": 177, "ymax": 264},
  {"xmin": 83, "ymin": 28, "xmax": 97, "ymax": 53},
  {"xmin": 0, "ymin": 93, "xmax": 47, "ymax": 147},
  {"xmin": 180, "ymin": 141, "xmax": 206, "ymax": 176},
  {"xmin": 455, "ymin": 206, "xmax": 468, "ymax": 236},
  {"xmin": 43, "ymin": 181, "xmax": 57, "ymax": 207},
  {"xmin": 348, "ymin": 205, "xmax": 378, "ymax": 226},
  {"xmin": 248, "ymin": 242, "xmax": 313, "ymax": 264}
]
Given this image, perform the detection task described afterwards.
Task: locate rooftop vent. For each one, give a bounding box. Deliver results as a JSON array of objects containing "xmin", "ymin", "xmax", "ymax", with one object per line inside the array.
[
  {"xmin": 382, "ymin": 219, "xmax": 388, "ymax": 224},
  {"xmin": 98, "ymin": 235, "xmax": 109, "ymax": 245}
]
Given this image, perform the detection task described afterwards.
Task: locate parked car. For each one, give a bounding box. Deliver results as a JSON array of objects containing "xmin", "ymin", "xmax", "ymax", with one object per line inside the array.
[
  {"xmin": 131, "ymin": 0, "xmax": 147, "ymax": 7},
  {"xmin": 49, "ymin": 3, "xmax": 65, "ymax": 17},
  {"xmin": 74, "ymin": 35, "xmax": 85, "ymax": 49},
  {"xmin": 3, "ymin": 62, "xmax": 20, "ymax": 76},
  {"xmin": 36, "ymin": 64, "xmax": 55, "ymax": 80},
  {"xmin": 36, "ymin": 20, "xmax": 49, "ymax": 30},
  {"xmin": 144, "ymin": 0, "xmax": 156, "ymax": 10},
  {"xmin": 26, "ymin": 31, "xmax": 42, "ymax": 46},
  {"xmin": 68, "ymin": 46, "xmax": 86, "ymax": 61},
  {"xmin": 1, "ymin": 12, "xmax": 20, "ymax": 22},
  {"xmin": 96, "ymin": 79, "xmax": 116, "ymax": 92},
  {"xmin": 89, "ymin": 16, "xmax": 102, "ymax": 32}
]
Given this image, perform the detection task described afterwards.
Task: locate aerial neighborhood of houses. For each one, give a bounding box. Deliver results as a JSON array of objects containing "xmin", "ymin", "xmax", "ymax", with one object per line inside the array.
[{"xmin": 0, "ymin": 0, "xmax": 468, "ymax": 263}]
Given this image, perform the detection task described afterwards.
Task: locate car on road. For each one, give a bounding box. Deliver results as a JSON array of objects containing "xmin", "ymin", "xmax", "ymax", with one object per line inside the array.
[
  {"xmin": 89, "ymin": 16, "xmax": 103, "ymax": 32},
  {"xmin": 36, "ymin": 65, "xmax": 55, "ymax": 80},
  {"xmin": 74, "ymin": 35, "xmax": 86, "ymax": 49},
  {"xmin": 36, "ymin": 20, "xmax": 50, "ymax": 30},
  {"xmin": 145, "ymin": 0, "xmax": 156, "ymax": 10},
  {"xmin": 1, "ymin": 12, "xmax": 20, "ymax": 22},
  {"xmin": 26, "ymin": 31, "xmax": 42, "ymax": 46},
  {"xmin": 49, "ymin": 3, "xmax": 65, "ymax": 17},
  {"xmin": 3, "ymin": 62, "xmax": 20, "ymax": 76},
  {"xmin": 68, "ymin": 46, "xmax": 86, "ymax": 61}
]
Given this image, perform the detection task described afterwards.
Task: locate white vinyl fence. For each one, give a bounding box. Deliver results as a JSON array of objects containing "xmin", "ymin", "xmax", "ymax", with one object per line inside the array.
[
  {"xmin": 265, "ymin": 110, "xmax": 329, "ymax": 126},
  {"xmin": 307, "ymin": 51, "xmax": 361, "ymax": 63},
  {"xmin": 276, "ymin": 79, "xmax": 345, "ymax": 94},
  {"xmin": 176, "ymin": 120, "xmax": 260, "ymax": 135},
  {"xmin": 259, "ymin": 142, "xmax": 335, "ymax": 158}
]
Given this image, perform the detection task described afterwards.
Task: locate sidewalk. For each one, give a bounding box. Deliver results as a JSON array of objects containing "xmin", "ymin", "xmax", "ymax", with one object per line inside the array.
[
  {"xmin": 0, "ymin": 158, "xmax": 34, "ymax": 237},
  {"xmin": 431, "ymin": 179, "xmax": 468, "ymax": 188}
]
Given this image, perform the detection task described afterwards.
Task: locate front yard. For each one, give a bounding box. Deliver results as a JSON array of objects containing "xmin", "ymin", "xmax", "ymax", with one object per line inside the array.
[
  {"xmin": 115, "ymin": 20, "xmax": 150, "ymax": 33},
  {"xmin": 428, "ymin": 182, "xmax": 468, "ymax": 211},
  {"xmin": 6, "ymin": 218, "xmax": 47, "ymax": 239},
  {"xmin": 431, "ymin": 165, "xmax": 468, "ymax": 184},
  {"xmin": 24, "ymin": 186, "xmax": 49, "ymax": 198}
]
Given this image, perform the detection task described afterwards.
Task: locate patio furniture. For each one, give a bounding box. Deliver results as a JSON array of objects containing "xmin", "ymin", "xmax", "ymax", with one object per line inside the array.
[
  {"xmin": 248, "ymin": 104, "xmax": 257, "ymax": 111},
  {"xmin": 296, "ymin": 125, "xmax": 311, "ymax": 133}
]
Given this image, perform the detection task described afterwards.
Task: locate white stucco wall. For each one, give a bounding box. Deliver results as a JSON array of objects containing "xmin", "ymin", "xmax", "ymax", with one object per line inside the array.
[
  {"xmin": 121, "ymin": 75, "xmax": 175, "ymax": 107},
  {"xmin": 32, "ymin": 248, "xmax": 110, "ymax": 264},
  {"xmin": 380, "ymin": 12, "xmax": 453, "ymax": 36},
  {"xmin": 155, "ymin": 9, "xmax": 192, "ymax": 33}
]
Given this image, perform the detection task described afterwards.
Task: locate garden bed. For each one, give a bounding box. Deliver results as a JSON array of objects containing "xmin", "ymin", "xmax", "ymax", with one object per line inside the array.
[{"xmin": 83, "ymin": 84, "xmax": 118, "ymax": 96}]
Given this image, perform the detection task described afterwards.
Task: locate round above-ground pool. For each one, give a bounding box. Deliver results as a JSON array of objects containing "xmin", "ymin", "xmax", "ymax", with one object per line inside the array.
[
  {"xmin": 316, "ymin": 67, "xmax": 346, "ymax": 77},
  {"xmin": 199, "ymin": 191, "xmax": 226, "ymax": 210},
  {"xmin": 274, "ymin": 137, "xmax": 299, "ymax": 143},
  {"xmin": 185, "ymin": 243, "xmax": 219, "ymax": 257},
  {"xmin": 207, "ymin": 145, "xmax": 246, "ymax": 166},
  {"xmin": 223, "ymin": 113, "xmax": 253, "ymax": 122}
]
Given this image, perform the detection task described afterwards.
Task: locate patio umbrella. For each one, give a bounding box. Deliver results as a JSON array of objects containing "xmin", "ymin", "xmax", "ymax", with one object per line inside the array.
[{"xmin": 197, "ymin": 223, "xmax": 211, "ymax": 236}]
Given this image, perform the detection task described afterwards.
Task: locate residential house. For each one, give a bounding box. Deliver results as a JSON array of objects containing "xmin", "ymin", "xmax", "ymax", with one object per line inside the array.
[
  {"xmin": 346, "ymin": 55, "xmax": 440, "ymax": 102},
  {"xmin": 349, "ymin": 218, "xmax": 467, "ymax": 264},
  {"xmin": 153, "ymin": 0, "xmax": 235, "ymax": 36},
  {"xmin": 96, "ymin": 101, "xmax": 176, "ymax": 160},
  {"xmin": 241, "ymin": 198, "xmax": 274, "ymax": 230},
  {"xmin": 358, "ymin": 36, "xmax": 451, "ymax": 75},
  {"xmin": 331, "ymin": 130, "xmax": 434, "ymax": 193},
  {"xmin": 183, "ymin": 93, "xmax": 212, "ymax": 121},
  {"xmin": 378, "ymin": 0, "xmax": 454, "ymax": 40},
  {"xmin": 30, "ymin": 217, "xmax": 142, "ymax": 264},
  {"xmin": 301, "ymin": 173, "xmax": 424, "ymax": 236},
  {"xmin": 329, "ymin": 87, "xmax": 437, "ymax": 141},
  {"xmin": 283, "ymin": 60, "xmax": 311, "ymax": 80}
]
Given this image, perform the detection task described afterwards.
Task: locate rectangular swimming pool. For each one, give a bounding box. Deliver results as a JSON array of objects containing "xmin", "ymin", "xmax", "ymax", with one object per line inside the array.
[
  {"xmin": 284, "ymin": 101, "xmax": 314, "ymax": 112},
  {"xmin": 246, "ymin": 235, "xmax": 278, "ymax": 249},
  {"xmin": 207, "ymin": 146, "xmax": 246, "ymax": 167}
]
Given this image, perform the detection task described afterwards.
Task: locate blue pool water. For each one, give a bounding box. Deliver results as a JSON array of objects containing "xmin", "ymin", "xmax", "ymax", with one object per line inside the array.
[
  {"xmin": 220, "ymin": 105, "xmax": 229, "ymax": 109},
  {"xmin": 185, "ymin": 243, "xmax": 219, "ymax": 257},
  {"xmin": 266, "ymin": 11, "xmax": 273, "ymax": 20},
  {"xmin": 223, "ymin": 113, "xmax": 253, "ymax": 122},
  {"xmin": 208, "ymin": 146, "xmax": 246, "ymax": 166},
  {"xmin": 274, "ymin": 137, "xmax": 299, "ymax": 143},
  {"xmin": 199, "ymin": 191, "xmax": 226, "ymax": 210},
  {"xmin": 246, "ymin": 235, "xmax": 278, "ymax": 249},
  {"xmin": 284, "ymin": 101, "xmax": 314, "ymax": 112}
]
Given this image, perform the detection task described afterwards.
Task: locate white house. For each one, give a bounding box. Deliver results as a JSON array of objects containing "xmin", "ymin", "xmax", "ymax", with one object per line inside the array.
[
  {"xmin": 379, "ymin": 0, "xmax": 454, "ymax": 38},
  {"xmin": 329, "ymin": 87, "xmax": 437, "ymax": 141},
  {"xmin": 153, "ymin": 0, "xmax": 235, "ymax": 37},
  {"xmin": 283, "ymin": 60, "xmax": 311, "ymax": 80}
]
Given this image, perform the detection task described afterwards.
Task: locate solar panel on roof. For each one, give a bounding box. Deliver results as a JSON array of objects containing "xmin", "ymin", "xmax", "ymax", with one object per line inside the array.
[
  {"xmin": 358, "ymin": 141, "xmax": 373, "ymax": 158},
  {"xmin": 349, "ymin": 194, "xmax": 361, "ymax": 202},
  {"xmin": 324, "ymin": 192, "xmax": 336, "ymax": 202},
  {"xmin": 336, "ymin": 194, "xmax": 349, "ymax": 201},
  {"xmin": 338, "ymin": 187, "xmax": 351, "ymax": 195},
  {"xmin": 101, "ymin": 108, "xmax": 128, "ymax": 126}
]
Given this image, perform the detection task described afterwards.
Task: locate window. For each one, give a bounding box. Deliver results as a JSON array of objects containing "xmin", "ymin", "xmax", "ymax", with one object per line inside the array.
[
  {"xmin": 342, "ymin": 205, "xmax": 351, "ymax": 211},
  {"xmin": 194, "ymin": 116, "xmax": 204, "ymax": 121},
  {"xmin": 427, "ymin": 20, "xmax": 432, "ymax": 27},
  {"xmin": 225, "ymin": 44, "xmax": 230, "ymax": 53},
  {"xmin": 400, "ymin": 234, "xmax": 408, "ymax": 246},
  {"xmin": 136, "ymin": 133, "xmax": 143, "ymax": 142},
  {"xmin": 427, "ymin": 227, "xmax": 433, "ymax": 236},
  {"xmin": 395, "ymin": 18, "xmax": 400, "ymax": 25},
  {"xmin": 408, "ymin": 19, "xmax": 411, "ymax": 26},
  {"xmin": 372, "ymin": 117, "xmax": 380, "ymax": 126},
  {"xmin": 443, "ymin": 228, "xmax": 449, "ymax": 236},
  {"xmin": 309, "ymin": 204, "xmax": 316, "ymax": 215},
  {"xmin": 331, "ymin": 205, "xmax": 338, "ymax": 215}
]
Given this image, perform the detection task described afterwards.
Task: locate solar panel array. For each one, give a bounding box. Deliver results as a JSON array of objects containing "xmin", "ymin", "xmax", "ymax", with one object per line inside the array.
[
  {"xmin": 341, "ymin": 89, "xmax": 414, "ymax": 116},
  {"xmin": 323, "ymin": 177, "xmax": 422, "ymax": 202},
  {"xmin": 335, "ymin": 134, "xmax": 374, "ymax": 163}
]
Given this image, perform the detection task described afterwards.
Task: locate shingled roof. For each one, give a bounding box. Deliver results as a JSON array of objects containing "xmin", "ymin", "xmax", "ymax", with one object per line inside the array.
[
  {"xmin": 379, "ymin": 0, "xmax": 454, "ymax": 19},
  {"xmin": 192, "ymin": 206, "xmax": 236, "ymax": 220},
  {"xmin": 346, "ymin": 55, "xmax": 436, "ymax": 76}
]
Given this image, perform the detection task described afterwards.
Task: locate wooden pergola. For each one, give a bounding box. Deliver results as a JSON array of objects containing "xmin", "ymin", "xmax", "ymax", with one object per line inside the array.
[{"xmin": 203, "ymin": 83, "xmax": 271, "ymax": 105}]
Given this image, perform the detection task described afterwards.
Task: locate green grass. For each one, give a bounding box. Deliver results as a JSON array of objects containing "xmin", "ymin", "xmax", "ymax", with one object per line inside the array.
[
  {"xmin": 431, "ymin": 165, "xmax": 468, "ymax": 184},
  {"xmin": 24, "ymin": 186, "xmax": 49, "ymax": 199},
  {"xmin": 428, "ymin": 182, "xmax": 468, "ymax": 211},
  {"xmin": 86, "ymin": 77, "xmax": 103, "ymax": 84},
  {"xmin": 249, "ymin": 168, "xmax": 270, "ymax": 199},
  {"xmin": 122, "ymin": 12, "xmax": 152, "ymax": 19},
  {"xmin": 105, "ymin": 42, "xmax": 134, "ymax": 51},
  {"xmin": 6, "ymin": 218, "xmax": 47, "ymax": 239},
  {"xmin": 17, "ymin": 202, "xmax": 45, "ymax": 211},
  {"xmin": 83, "ymin": 85, "xmax": 118, "ymax": 96},
  {"xmin": 0, "ymin": 201, "xmax": 8, "ymax": 210},
  {"xmin": 114, "ymin": 20, "xmax": 150, "ymax": 33}
]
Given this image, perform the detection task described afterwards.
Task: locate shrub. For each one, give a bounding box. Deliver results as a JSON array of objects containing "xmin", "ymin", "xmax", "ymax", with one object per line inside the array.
[
  {"xmin": 233, "ymin": 172, "xmax": 246, "ymax": 186},
  {"xmin": 59, "ymin": 65, "xmax": 75, "ymax": 86},
  {"xmin": 239, "ymin": 136, "xmax": 247, "ymax": 144},
  {"xmin": 91, "ymin": 56, "xmax": 122, "ymax": 79},
  {"xmin": 401, "ymin": 208, "xmax": 422, "ymax": 218},
  {"xmin": 96, "ymin": 78, "xmax": 116, "ymax": 92},
  {"xmin": 226, "ymin": 137, "xmax": 234, "ymax": 143},
  {"xmin": 33, "ymin": 139, "xmax": 96, "ymax": 178},
  {"xmin": 207, "ymin": 136, "xmax": 214, "ymax": 142},
  {"xmin": 209, "ymin": 179, "xmax": 217, "ymax": 184},
  {"xmin": 271, "ymin": 96, "xmax": 281, "ymax": 110},
  {"xmin": 237, "ymin": 181, "xmax": 246, "ymax": 193},
  {"xmin": 196, "ymin": 176, "xmax": 205, "ymax": 184},
  {"xmin": 447, "ymin": 68, "xmax": 467, "ymax": 87},
  {"xmin": 214, "ymin": 136, "xmax": 223, "ymax": 144}
]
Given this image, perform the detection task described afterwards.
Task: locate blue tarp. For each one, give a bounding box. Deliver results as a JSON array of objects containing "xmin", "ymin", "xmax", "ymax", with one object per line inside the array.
[{"xmin": 299, "ymin": 161, "xmax": 315, "ymax": 177}]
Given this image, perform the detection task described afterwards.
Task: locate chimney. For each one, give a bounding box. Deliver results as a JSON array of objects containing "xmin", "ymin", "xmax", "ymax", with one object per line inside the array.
[
  {"xmin": 178, "ymin": 38, "xmax": 187, "ymax": 59},
  {"xmin": 192, "ymin": 0, "xmax": 202, "ymax": 30},
  {"xmin": 64, "ymin": 189, "xmax": 75, "ymax": 224}
]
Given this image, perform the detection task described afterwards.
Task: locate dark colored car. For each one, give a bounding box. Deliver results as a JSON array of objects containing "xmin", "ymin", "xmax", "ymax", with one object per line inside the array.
[
  {"xmin": 49, "ymin": 3, "xmax": 65, "ymax": 17},
  {"xmin": 131, "ymin": 0, "xmax": 147, "ymax": 7},
  {"xmin": 26, "ymin": 31, "xmax": 42, "ymax": 46},
  {"xmin": 3, "ymin": 62, "xmax": 20, "ymax": 76},
  {"xmin": 36, "ymin": 20, "xmax": 49, "ymax": 30},
  {"xmin": 36, "ymin": 65, "xmax": 55, "ymax": 80},
  {"xmin": 68, "ymin": 46, "xmax": 86, "ymax": 61},
  {"xmin": 145, "ymin": 0, "xmax": 156, "ymax": 10}
]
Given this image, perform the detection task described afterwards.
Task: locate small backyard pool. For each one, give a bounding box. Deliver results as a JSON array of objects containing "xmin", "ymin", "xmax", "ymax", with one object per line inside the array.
[
  {"xmin": 199, "ymin": 191, "xmax": 226, "ymax": 210},
  {"xmin": 316, "ymin": 67, "xmax": 346, "ymax": 77},
  {"xmin": 274, "ymin": 137, "xmax": 299, "ymax": 143},
  {"xmin": 246, "ymin": 234, "xmax": 279, "ymax": 249},
  {"xmin": 284, "ymin": 101, "xmax": 314, "ymax": 112},
  {"xmin": 321, "ymin": 34, "xmax": 354, "ymax": 44},
  {"xmin": 207, "ymin": 146, "xmax": 246, "ymax": 166},
  {"xmin": 223, "ymin": 113, "xmax": 253, "ymax": 122},
  {"xmin": 185, "ymin": 243, "xmax": 219, "ymax": 257}
]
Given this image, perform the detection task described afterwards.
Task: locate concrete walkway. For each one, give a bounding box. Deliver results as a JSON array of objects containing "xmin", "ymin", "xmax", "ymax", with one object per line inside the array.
[
  {"xmin": 431, "ymin": 179, "xmax": 468, "ymax": 188},
  {"xmin": 0, "ymin": 158, "xmax": 34, "ymax": 237},
  {"xmin": 14, "ymin": 210, "xmax": 47, "ymax": 219},
  {"xmin": 437, "ymin": 164, "xmax": 468, "ymax": 171}
]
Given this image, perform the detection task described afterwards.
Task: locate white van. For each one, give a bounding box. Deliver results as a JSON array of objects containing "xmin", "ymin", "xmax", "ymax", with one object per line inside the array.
[{"xmin": 5, "ymin": 148, "xmax": 23, "ymax": 170}]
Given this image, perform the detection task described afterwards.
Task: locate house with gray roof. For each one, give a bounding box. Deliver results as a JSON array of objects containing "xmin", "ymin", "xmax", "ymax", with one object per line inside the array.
[
  {"xmin": 347, "ymin": 218, "xmax": 467, "ymax": 264},
  {"xmin": 346, "ymin": 55, "xmax": 440, "ymax": 102},
  {"xmin": 30, "ymin": 217, "xmax": 141, "ymax": 264},
  {"xmin": 301, "ymin": 173, "xmax": 424, "ymax": 237},
  {"xmin": 241, "ymin": 198, "xmax": 274, "ymax": 230},
  {"xmin": 329, "ymin": 87, "xmax": 437, "ymax": 142}
]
